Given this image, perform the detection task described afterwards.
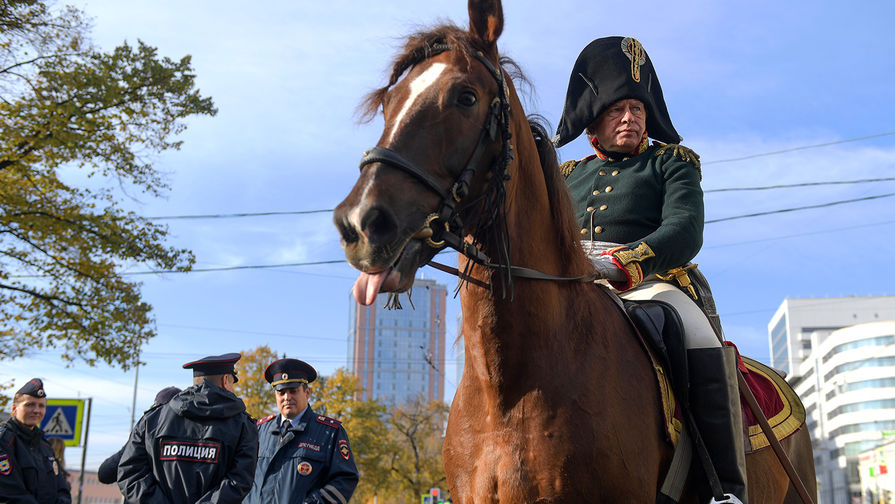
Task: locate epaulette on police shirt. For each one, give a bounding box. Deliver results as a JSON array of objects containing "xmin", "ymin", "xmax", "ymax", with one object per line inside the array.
[
  {"xmin": 256, "ymin": 414, "xmax": 276, "ymax": 426},
  {"xmin": 315, "ymin": 415, "xmax": 342, "ymax": 429},
  {"xmin": 653, "ymin": 142, "xmax": 702, "ymax": 179}
]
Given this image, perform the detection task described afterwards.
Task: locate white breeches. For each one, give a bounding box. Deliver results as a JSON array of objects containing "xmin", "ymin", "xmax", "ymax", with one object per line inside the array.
[{"xmin": 620, "ymin": 280, "xmax": 721, "ymax": 349}]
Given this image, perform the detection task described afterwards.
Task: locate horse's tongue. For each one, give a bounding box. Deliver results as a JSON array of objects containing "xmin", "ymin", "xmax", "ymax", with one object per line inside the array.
[{"xmin": 352, "ymin": 270, "xmax": 390, "ymax": 306}]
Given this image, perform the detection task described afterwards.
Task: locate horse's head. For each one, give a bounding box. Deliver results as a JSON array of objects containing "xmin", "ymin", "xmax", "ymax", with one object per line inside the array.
[{"xmin": 334, "ymin": 1, "xmax": 510, "ymax": 305}]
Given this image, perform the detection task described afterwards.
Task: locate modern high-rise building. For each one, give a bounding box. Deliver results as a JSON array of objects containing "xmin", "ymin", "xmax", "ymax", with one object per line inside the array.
[
  {"xmin": 771, "ymin": 296, "xmax": 895, "ymax": 504},
  {"xmin": 348, "ymin": 277, "xmax": 447, "ymax": 405},
  {"xmin": 768, "ymin": 296, "xmax": 895, "ymax": 379}
]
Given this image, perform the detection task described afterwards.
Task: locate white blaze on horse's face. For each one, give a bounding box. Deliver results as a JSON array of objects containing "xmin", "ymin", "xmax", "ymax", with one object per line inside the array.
[{"xmin": 385, "ymin": 62, "xmax": 447, "ymax": 145}]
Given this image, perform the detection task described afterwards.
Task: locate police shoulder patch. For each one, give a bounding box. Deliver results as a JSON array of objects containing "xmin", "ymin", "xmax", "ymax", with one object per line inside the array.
[
  {"xmin": 0, "ymin": 453, "xmax": 11, "ymax": 476},
  {"xmin": 315, "ymin": 415, "xmax": 341, "ymax": 429},
  {"xmin": 257, "ymin": 414, "xmax": 276, "ymax": 426}
]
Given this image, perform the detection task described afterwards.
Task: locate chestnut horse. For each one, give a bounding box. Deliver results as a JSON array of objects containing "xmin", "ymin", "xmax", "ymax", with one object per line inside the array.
[{"xmin": 334, "ymin": 1, "xmax": 815, "ymax": 502}]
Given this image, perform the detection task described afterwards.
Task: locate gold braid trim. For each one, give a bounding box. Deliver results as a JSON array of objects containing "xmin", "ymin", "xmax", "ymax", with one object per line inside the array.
[
  {"xmin": 604, "ymin": 246, "xmax": 646, "ymax": 290},
  {"xmin": 618, "ymin": 261, "xmax": 644, "ymax": 290},
  {"xmin": 654, "ymin": 142, "xmax": 702, "ymax": 180},
  {"xmin": 656, "ymin": 264, "xmax": 699, "ymax": 300},
  {"xmin": 560, "ymin": 159, "xmax": 578, "ymax": 179}
]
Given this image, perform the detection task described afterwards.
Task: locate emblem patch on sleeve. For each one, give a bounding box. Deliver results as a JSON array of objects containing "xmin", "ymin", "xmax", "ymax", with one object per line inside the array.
[
  {"xmin": 159, "ymin": 440, "xmax": 221, "ymax": 463},
  {"xmin": 0, "ymin": 453, "xmax": 11, "ymax": 475},
  {"xmin": 297, "ymin": 461, "xmax": 313, "ymax": 476},
  {"xmin": 338, "ymin": 439, "xmax": 351, "ymax": 460}
]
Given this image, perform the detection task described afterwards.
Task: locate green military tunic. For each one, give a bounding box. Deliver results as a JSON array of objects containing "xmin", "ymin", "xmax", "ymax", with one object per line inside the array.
[{"xmin": 564, "ymin": 143, "xmax": 703, "ymax": 289}]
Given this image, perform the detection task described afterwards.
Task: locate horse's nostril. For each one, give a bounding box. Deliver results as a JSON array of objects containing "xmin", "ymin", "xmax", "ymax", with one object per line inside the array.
[
  {"xmin": 336, "ymin": 218, "xmax": 360, "ymax": 245},
  {"xmin": 361, "ymin": 206, "xmax": 398, "ymax": 247}
]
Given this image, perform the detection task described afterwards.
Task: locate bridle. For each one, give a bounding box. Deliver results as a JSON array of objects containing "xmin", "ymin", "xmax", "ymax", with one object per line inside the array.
[{"xmin": 358, "ymin": 44, "xmax": 594, "ymax": 293}]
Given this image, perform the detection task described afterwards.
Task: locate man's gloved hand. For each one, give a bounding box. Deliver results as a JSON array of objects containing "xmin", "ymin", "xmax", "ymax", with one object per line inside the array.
[{"xmin": 589, "ymin": 254, "xmax": 626, "ymax": 282}]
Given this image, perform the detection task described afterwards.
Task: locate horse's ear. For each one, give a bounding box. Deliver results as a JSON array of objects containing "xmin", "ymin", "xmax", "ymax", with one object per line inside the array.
[{"xmin": 468, "ymin": 0, "xmax": 503, "ymax": 47}]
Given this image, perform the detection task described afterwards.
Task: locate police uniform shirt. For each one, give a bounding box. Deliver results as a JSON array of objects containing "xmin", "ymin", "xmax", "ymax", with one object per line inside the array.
[
  {"xmin": 244, "ymin": 406, "xmax": 358, "ymax": 504},
  {"xmin": 0, "ymin": 417, "xmax": 72, "ymax": 504}
]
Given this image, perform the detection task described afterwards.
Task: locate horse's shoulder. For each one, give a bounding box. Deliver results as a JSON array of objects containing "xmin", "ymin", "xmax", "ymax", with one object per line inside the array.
[{"xmin": 652, "ymin": 142, "xmax": 702, "ymax": 178}]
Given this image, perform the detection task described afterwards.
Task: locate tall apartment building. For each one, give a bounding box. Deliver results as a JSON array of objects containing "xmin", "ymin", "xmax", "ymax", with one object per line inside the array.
[
  {"xmin": 769, "ymin": 296, "xmax": 895, "ymax": 379},
  {"xmin": 771, "ymin": 296, "xmax": 895, "ymax": 504},
  {"xmin": 348, "ymin": 278, "xmax": 447, "ymax": 405}
]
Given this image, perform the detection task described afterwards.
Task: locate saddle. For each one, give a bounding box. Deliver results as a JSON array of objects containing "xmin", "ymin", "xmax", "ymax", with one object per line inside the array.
[{"xmin": 623, "ymin": 299, "xmax": 806, "ymax": 453}]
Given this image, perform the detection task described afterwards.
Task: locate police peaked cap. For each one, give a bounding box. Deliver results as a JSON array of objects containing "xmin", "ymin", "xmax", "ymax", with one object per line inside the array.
[
  {"xmin": 16, "ymin": 378, "xmax": 45, "ymax": 398},
  {"xmin": 553, "ymin": 36, "xmax": 681, "ymax": 148},
  {"xmin": 182, "ymin": 353, "xmax": 241, "ymax": 382},
  {"xmin": 264, "ymin": 358, "xmax": 317, "ymax": 391}
]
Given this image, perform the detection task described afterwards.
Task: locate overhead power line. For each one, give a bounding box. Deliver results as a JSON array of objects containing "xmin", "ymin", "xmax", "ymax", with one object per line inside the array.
[
  {"xmin": 145, "ymin": 177, "xmax": 895, "ymax": 221},
  {"xmin": 705, "ymin": 193, "xmax": 895, "ymax": 223},
  {"xmin": 702, "ymin": 131, "xmax": 895, "ymax": 165},
  {"xmin": 704, "ymin": 177, "xmax": 895, "ymax": 193},
  {"xmin": 149, "ymin": 209, "xmax": 333, "ymax": 220}
]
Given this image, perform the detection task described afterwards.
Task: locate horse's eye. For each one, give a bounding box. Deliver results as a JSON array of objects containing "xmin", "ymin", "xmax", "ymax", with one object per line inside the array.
[{"xmin": 458, "ymin": 90, "xmax": 477, "ymax": 107}]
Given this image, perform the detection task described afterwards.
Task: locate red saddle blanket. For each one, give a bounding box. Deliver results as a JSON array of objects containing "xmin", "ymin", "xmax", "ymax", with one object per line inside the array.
[{"xmin": 654, "ymin": 345, "xmax": 806, "ymax": 453}]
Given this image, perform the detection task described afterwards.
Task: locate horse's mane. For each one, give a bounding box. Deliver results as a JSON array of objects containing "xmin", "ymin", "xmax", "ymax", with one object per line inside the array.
[
  {"xmin": 359, "ymin": 24, "xmax": 490, "ymax": 121},
  {"xmin": 361, "ymin": 23, "xmax": 590, "ymax": 290}
]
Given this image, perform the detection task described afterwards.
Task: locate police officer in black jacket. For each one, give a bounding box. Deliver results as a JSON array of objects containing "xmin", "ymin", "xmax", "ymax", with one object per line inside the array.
[
  {"xmin": 0, "ymin": 378, "xmax": 72, "ymax": 504},
  {"xmin": 244, "ymin": 358, "xmax": 358, "ymax": 504},
  {"xmin": 96, "ymin": 386, "xmax": 180, "ymax": 485},
  {"xmin": 117, "ymin": 353, "xmax": 259, "ymax": 504}
]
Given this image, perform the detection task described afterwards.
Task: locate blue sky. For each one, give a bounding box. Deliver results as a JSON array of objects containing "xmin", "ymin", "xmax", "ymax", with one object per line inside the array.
[{"xmin": 2, "ymin": 0, "xmax": 893, "ymax": 470}]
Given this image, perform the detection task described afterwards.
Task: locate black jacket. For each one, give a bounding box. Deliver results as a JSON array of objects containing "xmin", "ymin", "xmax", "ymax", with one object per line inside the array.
[
  {"xmin": 0, "ymin": 418, "xmax": 72, "ymax": 504},
  {"xmin": 96, "ymin": 446, "xmax": 123, "ymax": 485},
  {"xmin": 117, "ymin": 381, "xmax": 259, "ymax": 504}
]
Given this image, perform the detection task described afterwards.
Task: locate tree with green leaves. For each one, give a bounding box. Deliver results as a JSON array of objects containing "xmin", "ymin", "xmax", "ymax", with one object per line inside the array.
[
  {"xmin": 386, "ymin": 396, "xmax": 449, "ymax": 502},
  {"xmin": 233, "ymin": 345, "xmax": 282, "ymax": 419},
  {"xmin": 0, "ymin": 0, "xmax": 215, "ymax": 369},
  {"xmin": 315, "ymin": 368, "xmax": 393, "ymax": 502}
]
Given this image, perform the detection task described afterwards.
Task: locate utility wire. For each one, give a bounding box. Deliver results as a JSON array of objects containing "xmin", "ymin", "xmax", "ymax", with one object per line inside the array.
[
  {"xmin": 701, "ymin": 131, "xmax": 895, "ymax": 165},
  {"xmin": 705, "ymin": 193, "xmax": 895, "ymax": 223},
  {"xmin": 149, "ymin": 209, "xmax": 333, "ymax": 220},
  {"xmin": 704, "ymin": 177, "xmax": 895, "ymax": 193},
  {"xmin": 143, "ymin": 177, "xmax": 895, "ymax": 221}
]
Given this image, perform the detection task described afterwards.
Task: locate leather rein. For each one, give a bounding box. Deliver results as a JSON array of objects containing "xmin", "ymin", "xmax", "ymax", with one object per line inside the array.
[{"xmin": 358, "ymin": 44, "xmax": 595, "ymax": 291}]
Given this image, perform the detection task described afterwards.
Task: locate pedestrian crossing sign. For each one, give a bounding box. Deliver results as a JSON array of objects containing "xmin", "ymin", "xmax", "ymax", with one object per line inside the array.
[{"xmin": 40, "ymin": 399, "xmax": 85, "ymax": 447}]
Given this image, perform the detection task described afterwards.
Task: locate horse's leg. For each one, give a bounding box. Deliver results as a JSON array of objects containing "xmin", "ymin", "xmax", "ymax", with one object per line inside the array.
[
  {"xmin": 782, "ymin": 427, "xmax": 818, "ymax": 504},
  {"xmin": 742, "ymin": 426, "xmax": 817, "ymax": 504}
]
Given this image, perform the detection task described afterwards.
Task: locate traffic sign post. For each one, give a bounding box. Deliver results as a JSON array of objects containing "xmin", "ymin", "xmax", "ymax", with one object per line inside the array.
[
  {"xmin": 40, "ymin": 399, "xmax": 86, "ymax": 447},
  {"xmin": 40, "ymin": 398, "xmax": 91, "ymax": 504}
]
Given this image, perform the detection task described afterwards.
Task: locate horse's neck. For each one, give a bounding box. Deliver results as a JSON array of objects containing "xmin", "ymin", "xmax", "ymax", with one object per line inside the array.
[{"xmin": 458, "ymin": 132, "xmax": 608, "ymax": 403}]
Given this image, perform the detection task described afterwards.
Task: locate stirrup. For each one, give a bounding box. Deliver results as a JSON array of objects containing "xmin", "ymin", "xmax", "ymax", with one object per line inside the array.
[{"xmin": 710, "ymin": 494, "xmax": 744, "ymax": 504}]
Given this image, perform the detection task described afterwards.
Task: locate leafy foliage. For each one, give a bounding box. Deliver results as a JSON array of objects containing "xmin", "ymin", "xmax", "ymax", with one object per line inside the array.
[
  {"xmin": 0, "ymin": 0, "xmax": 216, "ymax": 368},
  {"xmin": 233, "ymin": 345, "xmax": 282, "ymax": 419},
  {"xmin": 385, "ymin": 396, "xmax": 449, "ymax": 502}
]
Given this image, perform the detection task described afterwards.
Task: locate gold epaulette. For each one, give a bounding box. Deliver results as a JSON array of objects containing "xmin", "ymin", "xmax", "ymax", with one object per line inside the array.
[
  {"xmin": 560, "ymin": 159, "xmax": 578, "ymax": 179},
  {"xmin": 653, "ymin": 142, "xmax": 702, "ymax": 179}
]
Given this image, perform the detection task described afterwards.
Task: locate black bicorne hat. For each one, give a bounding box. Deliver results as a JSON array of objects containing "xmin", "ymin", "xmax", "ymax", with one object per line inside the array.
[
  {"xmin": 264, "ymin": 358, "xmax": 318, "ymax": 391},
  {"xmin": 182, "ymin": 353, "xmax": 241, "ymax": 383},
  {"xmin": 16, "ymin": 378, "xmax": 45, "ymax": 398},
  {"xmin": 553, "ymin": 36, "xmax": 681, "ymax": 148}
]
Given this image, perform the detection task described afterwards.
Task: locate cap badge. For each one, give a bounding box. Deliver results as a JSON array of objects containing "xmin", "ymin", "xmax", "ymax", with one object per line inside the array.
[
  {"xmin": 281, "ymin": 373, "xmax": 288, "ymax": 381},
  {"xmin": 297, "ymin": 461, "xmax": 313, "ymax": 476},
  {"xmin": 621, "ymin": 37, "xmax": 646, "ymax": 83}
]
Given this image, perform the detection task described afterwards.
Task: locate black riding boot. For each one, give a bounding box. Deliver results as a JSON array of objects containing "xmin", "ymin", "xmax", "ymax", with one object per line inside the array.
[{"xmin": 688, "ymin": 346, "xmax": 748, "ymax": 504}]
